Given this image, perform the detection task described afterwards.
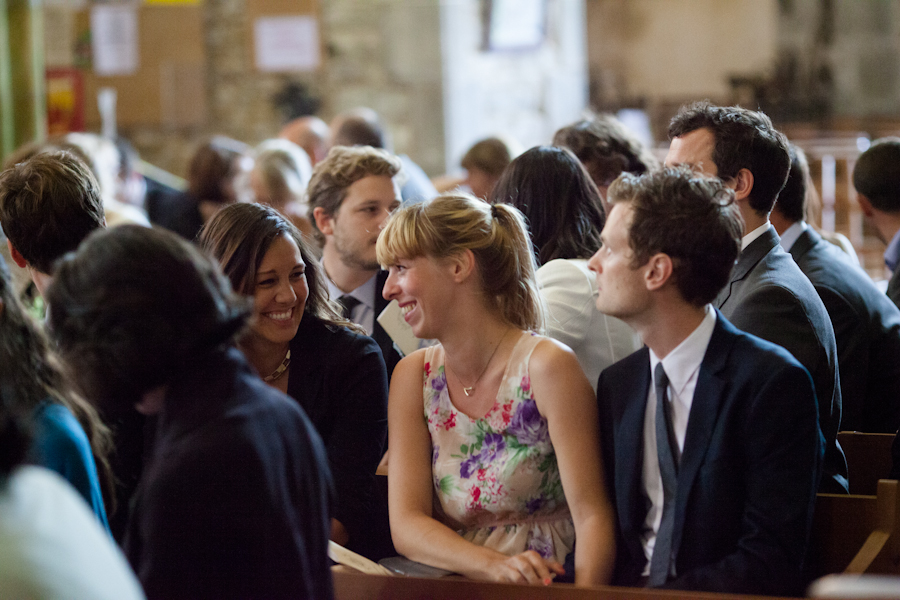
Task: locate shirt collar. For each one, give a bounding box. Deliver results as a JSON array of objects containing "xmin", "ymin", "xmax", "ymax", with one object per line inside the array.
[
  {"xmin": 649, "ymin": 305, "xmax": 717, "ymax": 398},
  {"xmin": 322, "ymin": 263, "xmax": 377, "ymax": 311},
  {"xmin": 741, "ymin": 222, "xmax": 772, "ymax": 251},
  {"xmin": 885, "ymin": 229, "xmax": 900, "ymax": 272},
  {"xmin": 778, "ymin": 220, "xmax": 807, "ymax": 252}
]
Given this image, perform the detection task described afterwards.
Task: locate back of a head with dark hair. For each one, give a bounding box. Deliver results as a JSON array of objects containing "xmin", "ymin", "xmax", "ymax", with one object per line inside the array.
[
  {"xmin": 668, "ymin": 101, "xmax": 790, "ymax": 216},
  {"xmin": 553, "ymin": 113, "xmax": 660, "ymax": 189},
  {"xmin": 853, "ymin": 137, "xmax": 900, "ymax": 213},
  {"xmin": 330, "ymin": 108, "xmax": 388, "ymax": 150},
  {"xmin": 490, "ymin": 145, "xmax": 605, "ymax": 264},
  {"xmin": 0, "ymin": 151, "xmax": 105, "ymax": 274},
  {"xmin": 608, "ymin": 167, "xmax": 744, "ymax": 306},
  {"xmin": 773, "ymin": 143, "xmax": 809, "ymax": 224},
  {"xmin": 46, "ymin": 225, "xmax": 250, "ymax": 412},
  {"xmin": 188, "ymin": 136, "xmax": 249, "ymax": 204}
]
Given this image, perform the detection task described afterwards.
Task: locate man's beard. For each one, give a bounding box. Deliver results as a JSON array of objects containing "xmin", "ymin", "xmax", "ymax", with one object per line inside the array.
[{"xmin": 333, "ymin": 235, "xmax": 380, "ymax": 272}]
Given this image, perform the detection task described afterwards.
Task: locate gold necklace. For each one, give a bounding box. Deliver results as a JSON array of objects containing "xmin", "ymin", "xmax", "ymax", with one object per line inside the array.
[
  {"xmin": 263, "ymin": 349, "xmax": 291, "ymax": 382},
  {"xmin": 446, "ymin": 329, "xmax": 512, "ymax": 397}
]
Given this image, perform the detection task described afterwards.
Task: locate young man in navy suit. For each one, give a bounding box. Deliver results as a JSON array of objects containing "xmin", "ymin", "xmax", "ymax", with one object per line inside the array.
[{"xmin": 589, "ymin": 168, "xmax": 823, "ymax": 595}]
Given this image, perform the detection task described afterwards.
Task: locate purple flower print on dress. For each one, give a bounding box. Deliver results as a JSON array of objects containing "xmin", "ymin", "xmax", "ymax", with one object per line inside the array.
[
  {"xmin": 525, "ymin": 495, "xmax": 544, "ymax": 514},
  {"xmin": 432, "ymin": 444, "xmax": 439, "ymax": 466},
  {"xmin": 460, "ymin": 454, "xmax": 480, "ymax": 479},
  {"xmin": 527, "ymin": 530, "xmax": 554, "ymax": 560},
  {"xmin": 507, "ymin": 398, "xmax": 549, "ymax": 446},
  {"xmin": 431, "ymin": 371, "xmax": 447, "ymax": 393},
  {"xmin": 479, "ymin": 433, "xmax": 506, "ymax": 463}
]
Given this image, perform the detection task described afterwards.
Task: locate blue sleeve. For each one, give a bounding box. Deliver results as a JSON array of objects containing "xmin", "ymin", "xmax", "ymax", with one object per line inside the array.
[{"xmin": 30, "ymin": 403, "xmax": 110, "ymax": 531}]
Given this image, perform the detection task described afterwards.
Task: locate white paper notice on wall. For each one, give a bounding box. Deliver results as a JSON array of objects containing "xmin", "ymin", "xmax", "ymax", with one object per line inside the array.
[
  {"xmin": 91, "ymin": 4, "xmax": 139, "ymax": 76},
  {"xmin": 254, "ymin": 16, "xmax": 320, "ymax": 73}
]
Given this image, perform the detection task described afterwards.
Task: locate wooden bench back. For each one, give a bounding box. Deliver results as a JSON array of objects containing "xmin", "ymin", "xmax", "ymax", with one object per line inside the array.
[{"xmin": 838, "ymin": 432, "xmax": 895, "ymax": 496}]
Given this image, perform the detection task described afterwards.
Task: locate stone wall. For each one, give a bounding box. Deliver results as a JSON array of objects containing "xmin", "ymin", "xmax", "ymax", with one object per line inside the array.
[
  {"xmin": 65, "ymin": 0, "xmax": 588, "ymax": 179},
  {"xmin": 586, "ymin": 0, "xmax": 779, "ymax": 106}
]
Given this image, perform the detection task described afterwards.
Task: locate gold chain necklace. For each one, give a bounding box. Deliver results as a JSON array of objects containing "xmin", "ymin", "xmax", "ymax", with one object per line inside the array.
[
  {"xmin": 446, "ymin": 329, "xmax": 512, "ymax": 397},
  {"xmin": 263, "ymin": 349, "xmax": 291, "ymax": 382}
]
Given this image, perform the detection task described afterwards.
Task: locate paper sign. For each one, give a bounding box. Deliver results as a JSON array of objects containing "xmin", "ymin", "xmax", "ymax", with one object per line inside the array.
[
  {"xmin": 376, "ymin": 300, "xmax": 421, "ymax": 357},
  {"xmin": 254, "ymin": 15, "xmax": 319, "ymax": 72},
  {"xmin": 91, "ymin": 4, "xmax": 139, "ymax": 76}
]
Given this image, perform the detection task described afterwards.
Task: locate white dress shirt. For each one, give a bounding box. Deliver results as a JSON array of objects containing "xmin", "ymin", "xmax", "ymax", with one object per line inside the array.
[
  {"xmin": 741, "ymin": 222, "xmax": 772, "ymax": 251},
  {"xmin": 640, "ymin": 305, "xmax": 717, "ymax": 574},
  {"xmin": 323, "ymin": 269, "xmax": 378, "ymax": 335},
  {"xmin": 778, "ymin": 221, "xmax": 807, "ymax": 252}
]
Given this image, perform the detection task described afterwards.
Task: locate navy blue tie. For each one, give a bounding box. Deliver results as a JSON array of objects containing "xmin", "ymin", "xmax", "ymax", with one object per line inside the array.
[{"xmin": 648, "ymin": 363, "xmax": 678, "ymax": 586}]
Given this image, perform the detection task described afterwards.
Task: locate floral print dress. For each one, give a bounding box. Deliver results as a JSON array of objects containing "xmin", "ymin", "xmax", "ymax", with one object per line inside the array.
[{"xmin": 424, "ymin": 332, "xmax": 575, "ymax": 564}]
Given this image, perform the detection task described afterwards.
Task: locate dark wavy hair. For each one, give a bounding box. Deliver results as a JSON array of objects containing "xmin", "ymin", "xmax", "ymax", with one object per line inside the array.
[
  {"xmin": 608, "ymin": 167, "xmax": 744, "ymax": 306},
  {"xmin": 553, "ymin": 114, "xmax": 659, "ymax": 189},
  {"xmin": 198, "ymin": 202, "xmax": 362, "ymax": 334},
  {"xmin": 490, "ymin": 146, "xmax": 606, "ymax": 265},
  {"xmin": 668, "ymin": 101, "xmax": 790, "ymax": 217},
  {"xmin": 0, "ymin": 253, "xmax": 115, "ymax": 504},
  {"xmin": 46, "ymin": 225, "xmax": 250, "ymax": 412}
]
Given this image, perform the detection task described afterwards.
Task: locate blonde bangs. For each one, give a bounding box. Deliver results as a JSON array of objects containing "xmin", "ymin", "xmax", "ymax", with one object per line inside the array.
[{"xmin": 376, "ymin": 204, "xmax": 428, "ymax": 267}]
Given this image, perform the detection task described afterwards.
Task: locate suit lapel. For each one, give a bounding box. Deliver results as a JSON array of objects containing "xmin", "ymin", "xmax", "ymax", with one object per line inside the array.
[
  {"xmin": 715, "ymin": 227, "xmax": 778, "ymax": 309},
  {"xmin": 615, "ymin": 352, "xmax": 651, "ymax": 555},
  {"xmin": 671, "ymin": 313, "xmax": 735, "ymax": 555}
]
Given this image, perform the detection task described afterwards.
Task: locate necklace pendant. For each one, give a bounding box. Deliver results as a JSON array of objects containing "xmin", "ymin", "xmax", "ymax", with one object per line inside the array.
[{"xmin": 463, "ymin": 386, "xmax": 474, "ymax": 397}]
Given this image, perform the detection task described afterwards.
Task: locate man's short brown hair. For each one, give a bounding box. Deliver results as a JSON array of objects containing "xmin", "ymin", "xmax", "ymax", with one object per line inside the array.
[
  {"xmin": 609, "ymin": 167, "xmax": 744, "ymax": 307},
  {"xmin": 668, "ymin": 101, "xmax": 790, "ymax": 217},
  {"xmin": 306, "ymin": 145, "xmax": 401, "ymax": 244},
  {"xmin": 0, "ymin": 151, "xmax": 105, "ymax": 274}
]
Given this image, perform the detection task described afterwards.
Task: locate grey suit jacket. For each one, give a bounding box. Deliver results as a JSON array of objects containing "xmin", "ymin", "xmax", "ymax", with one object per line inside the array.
[
  {"xmin": 716, "ymin": 226, "xmax": 847, "ymax": 493},
  {"xmin": 790, "ymin": 228, "xmax": 900, "ymax": 433}
]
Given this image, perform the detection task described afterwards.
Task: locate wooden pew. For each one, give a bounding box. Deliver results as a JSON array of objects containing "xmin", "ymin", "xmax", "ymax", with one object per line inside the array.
[
  {"xmin": 810, "ymin": 479, "xmax": 900, "ymax": 578},
  {"xmin": 333, "ymin": 569, "xmax": 800, "ymax": 600},
  {"xmin": 838, "ymin": 431, "xmax": 895, "ymax": 495}
]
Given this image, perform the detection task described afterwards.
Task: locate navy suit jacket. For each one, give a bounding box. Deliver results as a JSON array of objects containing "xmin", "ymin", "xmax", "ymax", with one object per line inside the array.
[
  {"xmin": 598, "ymin": 312, "xmax": 823, "ymax": 596},
  {"xmin": 716, "ymin": 227, "xmax": 846, "ymax": 493},
  {"xmin": 789, "ymin": 228, "xmax": 900, "ymax": 432},
  {"xmin": 125, "ymin": 348, "xmax": 333, "ymax": 600}
]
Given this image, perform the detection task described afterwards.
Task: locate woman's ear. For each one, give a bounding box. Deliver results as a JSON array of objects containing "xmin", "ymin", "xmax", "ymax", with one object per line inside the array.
[{"xmin": 449, "ymin": 249, "xmax": 476, "ymax": 283}]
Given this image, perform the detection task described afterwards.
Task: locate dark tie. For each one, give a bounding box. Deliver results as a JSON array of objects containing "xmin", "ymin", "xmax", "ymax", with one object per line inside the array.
[
  {"xmin": 648, "ymin": 363, "xmax": 678, "ymax": 586},
  {"xmin": 337, "ymin": 295, "xmax": 361, "ymax": 321}
]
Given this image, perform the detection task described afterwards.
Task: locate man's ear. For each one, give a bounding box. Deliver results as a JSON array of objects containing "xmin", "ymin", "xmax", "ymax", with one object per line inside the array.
[
  {"xmin": 857, "ymin": 194, "xmax": 875, "ymax": 218},
  {"xmin": 312, "ymin": 207, "xmax": 334, "ymax": 236},
  {"xmin": 732, "ymin": 168, "xmax": 754, "ymax": 202},
  {"xmin": 644, "ymin": 253, "xmax": 674, "ymax": 292},
  {"xmin": 7, "ymin": 239, "xmax": 27, "ymax": 269}
]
